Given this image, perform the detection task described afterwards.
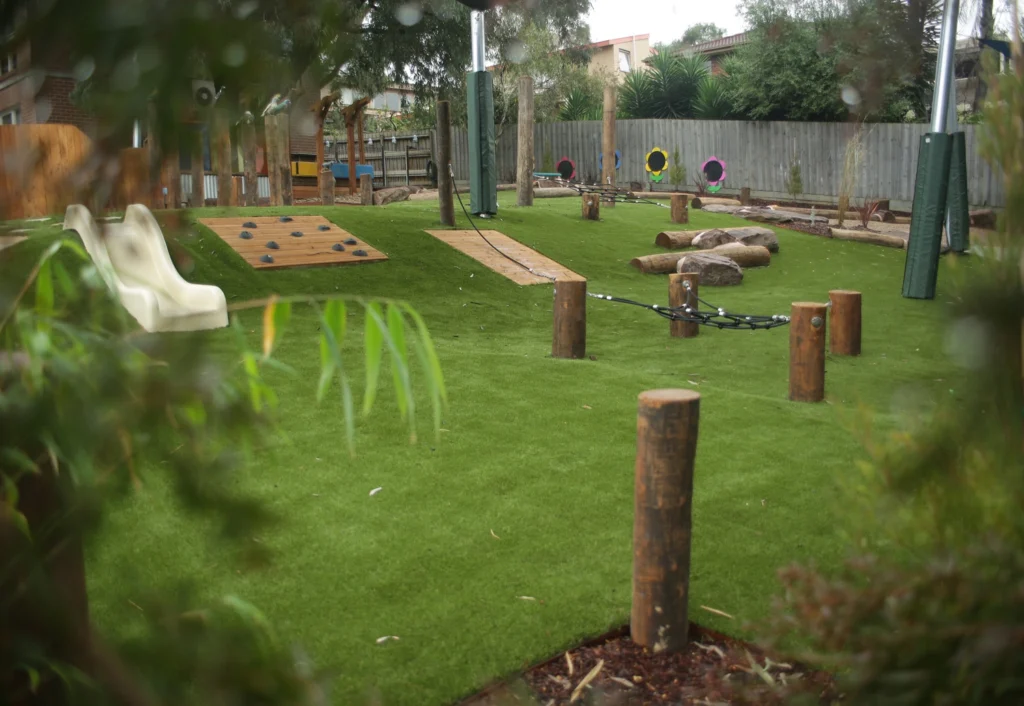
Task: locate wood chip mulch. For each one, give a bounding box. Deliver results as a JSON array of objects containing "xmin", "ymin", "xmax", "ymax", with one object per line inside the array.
[{"xmin": 462, "ymin": 624, "xmax": 839, "ymax": 706}]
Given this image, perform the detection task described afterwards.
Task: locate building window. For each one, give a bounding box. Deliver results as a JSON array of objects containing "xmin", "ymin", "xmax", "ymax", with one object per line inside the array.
[
  {"xmin": 618, "ymin": 49, "xmax": 631, "ymax": 72},
  {"xmin": 0, "ymin": 53, "xmax": 16, "ymax": 75},
  {"xmin": 1, "ymin": 107, "xmax": 20, "ymax": 125}
]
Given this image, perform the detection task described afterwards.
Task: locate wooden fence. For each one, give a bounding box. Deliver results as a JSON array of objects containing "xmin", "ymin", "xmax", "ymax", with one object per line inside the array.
[
  {"xmin": 0, "ymin": 124, "xmax": 92, "ymax": 220},
  {"xmin": 450, "ymin": 119, "xmax": 1004, "ymax": 209},
  {"xmin": 330, "ymin": 131, "xmax": 434, "ymax": 190}
]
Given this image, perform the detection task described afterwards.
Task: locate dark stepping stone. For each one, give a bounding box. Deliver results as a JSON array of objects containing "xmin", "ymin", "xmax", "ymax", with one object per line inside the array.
[
  {"xmin": 353, "ymin": 249, "xmax": 368, "ymax": 257},
  {"xmin": 344, "ymin": 238, "xmax": 358, "ymax": 245},
  {"xmin": 318, "ymin": 224, "xmax": 331, "ymax": 231},
  {"xmin": 243, "ymin": 221, "xmax": 258, "ymax": 228},
  {"xmin": 239, "ymin": 230, "xmax": 253, "ymax": 239},
  {"xmin": 260, "ymin": 254, "xmax": 274, "ymax": 264},
  {"xmin": 331, "ymin": 243, "xmax": 345, "ymax": 252},
  {"xmin": 290, "ymin": 231, "xmax": 304, "ymax": 237},
  {"xmin": 279, "ymin": 216, "xmax": 293, "ymax": 223},
  {"xmin": 266, "ymin": 241, "xmax": 279, "ymax": 250}
]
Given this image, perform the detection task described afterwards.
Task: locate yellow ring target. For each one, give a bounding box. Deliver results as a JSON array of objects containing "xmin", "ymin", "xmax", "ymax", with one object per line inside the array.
[{"xmin": 643, "ymin": 146, "xmax": 667, "ymax": 175}]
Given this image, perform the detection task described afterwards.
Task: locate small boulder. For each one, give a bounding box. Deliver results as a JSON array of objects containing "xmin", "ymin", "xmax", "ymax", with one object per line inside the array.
[
  {"xmin": 677, "ymin": 252, "xmax": 744, "ymax": 286},
  {"xmin": 728, "ymin": 226, "xmax": 780, "ymax": 253},
  {"xmin": 691, "ymin": 229, "xmax": 737, "ymax": 249},
  {"xmin": 373, "ymin": 186, "xmax": 411, "ymax": 206}
]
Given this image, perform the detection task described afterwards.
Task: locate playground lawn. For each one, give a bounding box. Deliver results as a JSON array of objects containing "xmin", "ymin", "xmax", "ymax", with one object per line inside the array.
[{"xmin": 6, "ymin": 194, "xmax": 969, "ymax": 705}]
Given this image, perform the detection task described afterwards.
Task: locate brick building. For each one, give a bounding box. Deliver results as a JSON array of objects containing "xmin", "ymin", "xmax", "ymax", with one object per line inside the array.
[{"xmin": 0, "ymin": 25, "xmax": 95, "ymax": 132}]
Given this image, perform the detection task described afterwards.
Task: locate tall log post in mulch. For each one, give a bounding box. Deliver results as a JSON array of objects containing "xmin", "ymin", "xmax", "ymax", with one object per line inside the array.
[
  {"xmin": 829, "ymin": 290, "xmax": 862, "ymax": 356},
  {"xmin": 740, "ymin": 187, "xmax": 751, "ymax": 205},
  {"xmin": 632, "ymin": 388, "xmax": 701, "ymax": 652},
  {"xmin": 670, "ymin": 194, "xmax": 688, "ymax": 224},
  {"xmin": 789, "ymin": 302, "xmax": 827, "ymax": 402},
  {"xmin": 320, "ymin": 167, "xmax": 335, "ymax": 206},
  {"xmin": 552, "ymin": 278, "xmax": 587, "ymax": 359},
  {"xmin": 582, "ymin": 194, "xmax": 600, "ymax": 220},
  {"xmin": 669, "ymin": 273, "xmax": 699, "ymax": 339}
]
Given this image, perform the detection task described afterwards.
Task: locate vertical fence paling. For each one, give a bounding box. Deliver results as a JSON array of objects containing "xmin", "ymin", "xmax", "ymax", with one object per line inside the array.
[{"xmin": 632, "ymin": 388, "xmax": 700, "ymax": 652}]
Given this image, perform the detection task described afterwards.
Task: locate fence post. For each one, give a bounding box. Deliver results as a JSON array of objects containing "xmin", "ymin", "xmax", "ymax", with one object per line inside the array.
[
  {"xmin": 789, "ymin": 302, "xmax": 827, "ymax": 402},
  {"xmin": 632, "ymin": 388, "xmax": 700, "ymax": 652},
  {"xmin": 552, "ymin": 278, "xmax": 587, "ymax": 359},
  {"xmin": 829, "ymin": 290, "xmax": 862, "ymax": 355},
  {"xmin": 669, "ymin": 273, "xmax": 699, "ymax": 338}
]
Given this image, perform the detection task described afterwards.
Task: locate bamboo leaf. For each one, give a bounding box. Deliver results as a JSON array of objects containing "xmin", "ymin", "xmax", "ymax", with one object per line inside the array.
[
  {"xmin": 35, "ymin": 259, "xmax": 54, "ymax": 317},
  {"xmin": 262, "ymin": 295, "xmax": 278, "ymax": 358},
  {"xmin": 243, "ymin": 353, "xmax": 262, "ymax": 412},
  {"xmin": 53, "ymin": 261, "xmax": 76, "ymax": 298},
  {"xmin": 364, "ymin": 303, "xmax": 414, "ymax": 432},
  {"xmin": 402, "ymin": 303, "xmax": 447, "ymax": 439},
  {"xmin": 316, "ymin": 305, "xmax": 355, "ymax": 453},
  {"xmin": 363, "ymin": 302, "xmax": 384, "ymax": 416},
  {"xmin": 386, "ymin": 304, "xmax": 415, "ymax": 441}
]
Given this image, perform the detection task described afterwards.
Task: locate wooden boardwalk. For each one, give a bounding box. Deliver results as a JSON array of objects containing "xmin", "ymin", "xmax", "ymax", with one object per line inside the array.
[
  {"xmin": 199, "ymin": 215, "xmax": 387, "ymax": 270},
  {"xmin": 425, "ymin": 229, "xmax": 582, "ymax": 285}
]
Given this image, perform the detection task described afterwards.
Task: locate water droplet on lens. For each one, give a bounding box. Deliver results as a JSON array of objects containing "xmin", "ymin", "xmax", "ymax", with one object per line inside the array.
[{"xmin": 396, "ymin": 2, "xmax": 422, "ymax": 26}]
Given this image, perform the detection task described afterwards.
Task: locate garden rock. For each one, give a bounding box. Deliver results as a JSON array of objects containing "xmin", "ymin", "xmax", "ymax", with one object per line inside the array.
[
  {"xmin": 728, "ymin": 227, "xmax": 780, "ymax": 253},
  {"xmin": 677, "ymin": 252, "xmax": 744, "ymax": 286},
  {"xmin": 373, "ymin": 186, "xmax": 411, "ymax": 206},
  {"xmin": 691, "ymin": 229, "xmax": 737, "ymax": 249}
]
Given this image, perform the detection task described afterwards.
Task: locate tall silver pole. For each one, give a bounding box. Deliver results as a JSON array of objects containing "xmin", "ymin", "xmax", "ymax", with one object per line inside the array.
[
  {"xmin": 470, "ymin": 10, "xmax": 486, "ymax": 72},
  {"xmin": 132, "ymin": 120, "xmax": 142, "ymax": 148},
  {"xmin": 930, "ymin": 0, "xmax": 960, "ymax": 133}
]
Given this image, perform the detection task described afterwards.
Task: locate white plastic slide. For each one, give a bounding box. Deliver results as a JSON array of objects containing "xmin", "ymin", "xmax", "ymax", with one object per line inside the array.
[{"xmin": 63, "ymin": 204, "xmax": 228, "ymax": 332}]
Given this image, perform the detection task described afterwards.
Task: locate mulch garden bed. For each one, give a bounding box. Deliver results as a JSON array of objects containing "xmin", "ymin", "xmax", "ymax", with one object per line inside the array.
[{"xmin": 461, "ymin": 624, "xmax": 839, "ymax": 706}]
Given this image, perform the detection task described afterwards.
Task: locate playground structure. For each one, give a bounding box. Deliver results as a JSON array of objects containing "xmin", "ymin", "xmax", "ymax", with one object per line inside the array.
[{"xmin": 63, "ymin": 203, "xmax": 228, "ymax": 332}]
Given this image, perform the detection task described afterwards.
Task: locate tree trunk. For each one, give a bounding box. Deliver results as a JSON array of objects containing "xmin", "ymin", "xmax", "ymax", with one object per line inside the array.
[
  {"xmin": 213, "ymin": 111, "xmax": 233, "ymax": 208},
  {"xmin": 346, "ymin": 119, "xmax": 357, "ymax": 195},
  {"xmin": 265, "ymin": 116, "xmax": 281, "ymax": 206},
  {"xmin": 189, "ymin": 138, "xmax": 204, "ymax": 207},
  {"xmin": 602, "ymin": 84, "xmax": 616, "ymax": 208},
  {"xmin": 517, "ymin": 76, "xmax": 535, "ymax": 208},
  {"xmin": 437, "ymin": 101, "xmax": 455, "ymax": 226},
  {"xmin": 240, "ymin": 122, "xmax": 258, "ymax": 207}
]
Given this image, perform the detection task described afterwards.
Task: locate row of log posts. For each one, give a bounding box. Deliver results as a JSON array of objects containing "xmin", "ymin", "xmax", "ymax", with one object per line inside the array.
[{"xmin": 789, "ymin": 290, "xmax": 862, "ymax": 402}]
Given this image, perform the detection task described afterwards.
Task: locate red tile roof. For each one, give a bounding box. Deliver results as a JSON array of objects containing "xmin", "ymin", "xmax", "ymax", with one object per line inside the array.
[{"xmin": 677, "ymin": 32, "xmax": 749, "ymax": 56}]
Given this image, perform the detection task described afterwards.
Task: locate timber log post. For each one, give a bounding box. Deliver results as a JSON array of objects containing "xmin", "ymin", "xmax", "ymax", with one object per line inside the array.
[
  {"xmin": 789, "ymin": 302, "xmax": 827, "ymax": 402},
  {"xmin": 632, "ymin": 388, "xmax": 701, "ymax": 652}
]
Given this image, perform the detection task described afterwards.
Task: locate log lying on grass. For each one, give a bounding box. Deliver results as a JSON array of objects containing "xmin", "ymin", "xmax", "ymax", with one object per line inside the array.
[
  {"xmin": 655, "ymin": 230, "xmax": 702, "ymax": 249},
  {"xmin": 830, "ymin": 228, "xmax": 906, "ymax": 249},
  {"xmin": 676, "ymin": 252, "xmax": 744, "ymax": 286},
  {"xmin": 970, "ymin": 209, "xmax": 997, "ymax": 228},
  {"xmin": 871, "ymin": 210, "xmax": 897, "ymax": 223},
  {"xmin": 533, "ymin": 187, "xmax": 578, "ymax": 198},
  {"xmin": 631, "ymin": 252, "xmax": 688, "ymax": 274},
  {"xmin": 690, "ymin": 196, "xmax": 742, "ymax": 209},
  {"xmin": 712, "ymin": 243, "xmax": 771, "ymax": 268},
  {"xmin": 373, "ymin": 186, "xmax": 411, "ymax": 206},
  {"xmin": 701, "ymin": 204, "xmax": 828, "ymax": 225}
]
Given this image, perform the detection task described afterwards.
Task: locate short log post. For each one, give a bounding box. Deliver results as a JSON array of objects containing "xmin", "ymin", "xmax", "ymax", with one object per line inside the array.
[
  {"xmin": 789, "ymin": 302, "xmax": 827, "ymax": 402},
  {"xmin": 670, "ymin": 194, "xmax": 688, "ymax": 224},
  {"xmin": 740, "ymin": 187, "xmax": 751, "ymax": 205},
  {"xmin": 231, "ymin": 175, "xmax": 244, "ymax": 206},
  {"xmin": 320, "ymin": 167, "xmax": 335, "ymax": 206},
  {"xmin": 360, "ymin": 174, "xmax": 373, "ymax": 206},
  {"xmin": 552, "ymin": 278, "xmax": 587, "ymax": 359},
  {"xmin": 669, "ymin": 273, "xmax": 699, "ymax": 339},
  {"xmin": 828, "ymin": 290, "xmax": 862, "ymax": 356},
  {"xmin": 582, "ymin": 193, "xmax": 600, "ymax": 220},
  {"xmin": 632, "ymin": 388, "xmax": 700, "ymax": 652}
]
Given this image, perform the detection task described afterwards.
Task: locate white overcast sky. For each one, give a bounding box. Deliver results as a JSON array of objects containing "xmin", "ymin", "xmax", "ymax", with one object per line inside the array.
[{"xmin": 583, "ymin": 0, "xmax": 1005, "ymax": 45}]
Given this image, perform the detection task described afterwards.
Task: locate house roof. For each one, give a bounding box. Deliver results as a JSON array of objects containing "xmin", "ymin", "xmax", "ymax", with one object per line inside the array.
[
  {"xmin": 677, "ymin": 32, "xmax": 749, "ymax": 56},
  {"xmin": 583, "ymin": 34, "xmax": 650, "ymax": 50}
]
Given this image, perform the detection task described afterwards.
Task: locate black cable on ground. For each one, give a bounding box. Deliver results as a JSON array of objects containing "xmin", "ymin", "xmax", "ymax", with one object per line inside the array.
[{"xmin": 446, "ymin": 165, "xmax": 790, "ymax": 331}]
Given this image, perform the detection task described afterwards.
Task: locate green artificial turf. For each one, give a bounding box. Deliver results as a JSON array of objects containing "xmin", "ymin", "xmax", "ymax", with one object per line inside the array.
[{"xmin": 4, "ymin": 196, "xmax": 972, "ymax": 704}]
